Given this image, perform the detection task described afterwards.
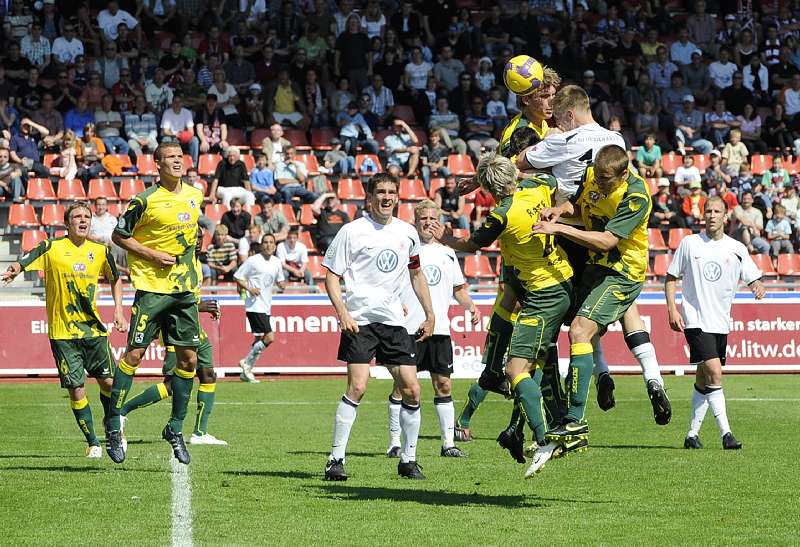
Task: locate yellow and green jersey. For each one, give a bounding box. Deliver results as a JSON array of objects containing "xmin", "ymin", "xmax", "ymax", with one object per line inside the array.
[
  {"xmin": 499, "ymin": 114, "xmax": 548, "ymax": 158},
  {"xmin": 573, "ymin": 167, "xmax": 652, "ymax": 282},
  {"xmin": 114, "ymin": 181, "xmax": 204, "ymax": 294},
  {"xmin": 470, "ymin": 174, "xmax": 573, "ymax": 292},
  {"xmin": 19, "ymin": 237, "xmax": 119, "ymax": 340},
  {"xmin": 164, "ymin": 257, "xmax": 208, "ymax": 353}
]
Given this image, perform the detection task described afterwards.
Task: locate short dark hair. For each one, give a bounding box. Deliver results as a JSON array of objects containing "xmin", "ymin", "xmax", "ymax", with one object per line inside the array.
[
  {"xmin": 507, "ymin": 126, "xmax": 538, "ymax": 158},
  {"xmin": 367, "ymin": 173, "xmax": 400, "ymax": 194}
]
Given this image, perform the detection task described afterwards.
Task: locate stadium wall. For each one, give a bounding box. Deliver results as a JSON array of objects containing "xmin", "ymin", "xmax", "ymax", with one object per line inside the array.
[{"xmin": 1, "ymin": 293, "xmax": 800, "ymax": 376}]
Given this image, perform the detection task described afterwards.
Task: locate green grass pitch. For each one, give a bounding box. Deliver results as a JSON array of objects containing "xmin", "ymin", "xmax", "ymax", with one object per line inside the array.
[{"xmin": 1, "ymin": 375, "xmax": 798, "ymax": 546}]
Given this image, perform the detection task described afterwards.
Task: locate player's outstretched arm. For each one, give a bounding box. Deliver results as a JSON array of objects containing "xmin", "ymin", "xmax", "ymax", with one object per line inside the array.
[
  {"xmin": 664, "ymin": 274, "xmax": 685, "ymax": 332},
  {"xmin": 539, "ymin": 201, "xmax": 576, "ymax": 223},
  {"xmin": 533, "ymin": 221, "xmax": 620, "ymax": 253},
  {"xmin": 409, "ymin": 266, "xmax": 434, "ymax": 342},
  {"xmin": 324, "ymin": 269, "xmax": 358, "ymax": 334},
  {"xmin": 453, "ymin": 284, "xmax": 480, "ymax": 326},
  {"xmin": 199, "ymin": 299, "xmax": 221, "ymax": 320},
  {"xmin": 456, "ymin": 176, "xmax": 480, "ymax": 196},
  {"xmin": 1, "ymin": 262, "xmax": 22, "ymax": 286},
  {"xmin": 431, "ymin": 219, "xmax": 481, "ymax": 252}
]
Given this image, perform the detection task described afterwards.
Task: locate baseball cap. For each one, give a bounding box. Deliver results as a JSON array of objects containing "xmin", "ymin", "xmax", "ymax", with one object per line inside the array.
[
  {"xmin": 689, "ymin": 181, "xmax": 702, "ymax": 189},
  {"xmin": 710, "ymin": 149, "xmax": 721, "ymax": 157},
  {"xmin": 682, "ymin": 94, "xmax": 695, "ymax": 102},
  {"xmin": 657, "ymin": 178, "xmax": 670, "ymax": 187},
  {"xmin": 691, "ymin": 49, "xmax": 702, "ymax": 57},
  {"xmin": 583, "ymin": 69, "xmax": 595, "ymax": 78},
  {"xmin": 725, "ymin": 14, "xmax": 736, "ymax": 21},
  {"xmin": 249, "ymin": 83, "xmax": 262, "ymax": 94}
]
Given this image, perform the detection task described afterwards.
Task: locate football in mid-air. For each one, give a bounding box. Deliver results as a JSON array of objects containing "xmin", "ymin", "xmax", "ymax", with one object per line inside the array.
[{"xmin": 503, "ymin": 55, "xmax": 544, "ymax": 96}]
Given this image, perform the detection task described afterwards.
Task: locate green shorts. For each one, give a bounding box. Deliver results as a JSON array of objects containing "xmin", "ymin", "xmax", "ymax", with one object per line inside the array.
[
  {"xmin": 509, "ymin": 280, "xmax": 574, "ymax": 361},
  {"xmin": 575, "ymin": 265, "xmax": 643, "ymax": 328},
  {"xmin": 163, "ymin": 331, "xmax": 213, "ymax": 376},
  {"xmin": 50, "ymin": 337, "xmax": 115, "ymax": 389},
  {"xmin": 128, "ymin": 290, "xmax": 200, "ymax": 349}
]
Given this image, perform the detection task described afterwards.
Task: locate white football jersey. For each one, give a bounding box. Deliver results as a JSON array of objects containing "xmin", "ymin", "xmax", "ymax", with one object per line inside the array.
[
  {"xmin": 402, "ymin": 241, "xmax": 465, "ymax": 336},
  {"xmin": 323, "ymin": 214, "xmax": 421, "ymax": 327},
  {"xmin": 667, "ymin": 233, "xmax": 762, "ymax": 334},
  {"xmin": 234, "ymin": 253, "xmax": 285, "ymax": 314}
]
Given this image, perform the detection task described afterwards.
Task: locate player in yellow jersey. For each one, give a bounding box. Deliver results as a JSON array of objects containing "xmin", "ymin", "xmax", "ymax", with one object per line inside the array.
[
  {"xmin": 2, "ymin": 202, "xmax": 127, "ymax": 458},
  {"xmin": 533, "ymin": 145, "xmax": 657, "ymax": 443},
  {"xmin": 435, "ymin": 153, "xmax": 574, "ymax": 478},
  {"xmin": 106, "ymin": 141, "xmax": 205, "ymax": 464}
]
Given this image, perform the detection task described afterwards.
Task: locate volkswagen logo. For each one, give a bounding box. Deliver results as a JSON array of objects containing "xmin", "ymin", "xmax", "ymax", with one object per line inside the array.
[
  {"xmin": 423, "ymin": 264, "xmax": 442, "ymax": 286},
  {"xmin": 376, "ymin": 249, "xmax": 399, "ymax": 272},
  {"xmin": 703, "ymin": 261, "xmax": 722, "ymax": 282}
]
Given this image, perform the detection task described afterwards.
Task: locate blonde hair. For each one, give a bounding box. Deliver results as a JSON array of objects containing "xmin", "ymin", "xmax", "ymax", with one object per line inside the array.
[
  {"xmin": 594, "ymin": 145, "xmax": 629, "ymax": 180},
  {"xmin": 476, "ymin": 152, "xmax": 517, "ymax": 199},
  {"xmin": 553, "ymin": 84, "xmax": 590, "ymax": 116},
  {"xmin": 541, "ymin": 65, "xmax": 561, "ymax": 89},
  {"xmin": 414, "ymin": 199, "xmax": 440, "ymax": 219}
]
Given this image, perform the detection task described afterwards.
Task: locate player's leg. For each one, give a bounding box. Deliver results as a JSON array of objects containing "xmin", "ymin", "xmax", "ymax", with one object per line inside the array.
[
  {"xmin": 122, "ymin": 343, "xmax": 175, "ymax": 418},
  {"xmin": 240, "ymin": 313, "xmax": 273, "ymax": 383},
  {"xmin": 68, "ymin": 384, "xmax": 102, "ymax": 457},
  {"xmin": 699, "ymin": 333, "xmax": 740, "ymax": 449},
  {"xmin": 561, "ymin": 315, "xmax": 598, "ymax": 429},
  {"xmin": 540, "ymin": 341, "xmax": 566, "ymax": 428},
  {"xmin": 389, "ymin": 363, "xmax": 425, "ymax": 479},
  {"xmin": 684, "ymin": 328, "xmax": 710, "ymax": 448},
  {"xmin": 51, "ymin": 340, "xmax": 101, "ymax": 456},
  {"xmin": 432, "ymin": 373, "xmax": 461, "ymax": 456},
  {"xmin": 622, "ymin": 305, "xmax": 672, "ymax": 425},
  {"xmin": 455, "ymin": 382, "xmax": 486, "ymax": 441},
  {"xmin": 593, "ymin": 335, "xmax": 617, "ymax": 411},
  {"xmin": 386, "ymin": 382, "xmax": 402, "ymax": 457},
  {"xmin": 81, "ymin": 336, "xmax": 116, "ymax": 430},
  {"xmin": 191, "ymin": 337, "xmax": 227, "ymax": 445}
]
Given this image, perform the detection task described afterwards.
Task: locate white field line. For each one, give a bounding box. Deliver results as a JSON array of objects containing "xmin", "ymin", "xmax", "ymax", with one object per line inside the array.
[{"xmin": 171, "ymin": 457, "xmax": 194, "ymax": 547}]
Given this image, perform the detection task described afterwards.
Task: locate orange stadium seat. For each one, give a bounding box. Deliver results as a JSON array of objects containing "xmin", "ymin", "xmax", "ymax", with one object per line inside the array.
[
  {"xmin": 692, "ymin": 154, "xmax": 710, "ymax": 174},
  {"xmin": 57, "ymin": 179, "xmax": 87, "ymax": 201},
  {"xmin": 26, "ymin": 178, "xmax": 56, "ymax": 201},
  {"xmin": 777, "ymin": 253, "xmax": 800, "ymax": 277},
  {"xmin": 429, "ymin": 177, "xmax": 445, "ymax": 197},
  {"xmin": 661, "ymin": 152, "xmax": 682, "ymax": 176},
  {"xmin": 119, "ymin": 178, "xmax": 146, "ymax": 200},
  {"xmin": 750, "ymin": 154, "xmax": 773, "ymax": 175},
  {"xmin": 203, "ymin": 203, "xmax": 228, "ymax": 224},
  {"xmin": 297, "ymin": 154, "xmax": 320, "ymax": 175},
  {"xmin": 340, "ymin": 203, "xmax": 357, "ymax": 219},
  {"xmin": 750, "ymin": 253, "xmax": 778, "ymax": 277},
  {"xmin": 300, "ymin": 204, "xmax": 316, "ymax": 226},
  {"xmin": 41, "ymin": 204, "xmax": 66, "ymax": 227},
  {"xmin": 447, "ymin": 154, "xmax": 476, "ymax": 176},
  {"xmin": 21, "ymin": 229, "xmax": 47, "ymax": 252},
  {"xmin": 9, "ymin": 204, "xmax": 39, "ymax": 228},
  {"xmin": 668, "ymin": 228, "xmax": 692, "ymax": 250},
  {"xmin": 241, "ymin": 154, "xmax": 255, "ymax": 172},
  {"xmin": 648, "ymin": 228, "xmax": 669, "ymax": 252},
  {"xmin": 275, "ymin": 204, "xmax": 298, "ymax": 225},
  {"xmin": 652, "ymin": 253, "xmax": 672, "ymax": 277},
  {"xmin": 111, "ymin": 154, "xmax": 133, "ymax": 169},
  {"xmin": 463, "ymin": 255, "xmax": 495, "ymax": 280},
  {"xmin": 136, "ymin": 154, "xmax": 158, "ymax": 176},
  {"xmin": 183, "ymin": 154, "xmax": 194, "ymax": 171},
  {"xmin": 307, "ymin": 255, "xmax": 326, "ymax": 280},
  {"xmin": 337, "ymin": 178, "xmax": 366, "ymax": 200},
  {"xmin": 198, "ymin": 154, "xmax": 222, "ymax": 176},
  {"xmin": 397, "ymin": 202, "xmax": 415, "ymax": 223},
  {"xmin": 299, "ymin": 230, "xmax": 317, "ymax": 253},
  {"xmin": 308, "ymin": 177, "xmax": 333, "ymax": 193},
  {"xmin": 399, "ymin": 178, "xmax": 426, "ymax": 201},
  {"xmin": 355, "ymin": 154, "xmax": 382, "ymax": 174},
  {"xmin": 88, "ymin": 178, "xmax": 118, "ymax": 200}
]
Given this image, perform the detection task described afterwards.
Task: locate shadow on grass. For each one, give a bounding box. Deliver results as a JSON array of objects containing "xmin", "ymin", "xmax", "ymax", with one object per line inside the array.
[
  {"xmin": 222, "ymin": 470, "xmax": 319, "ymax": 480},
  {"xmin": 593, "ymin": 444, "xmax": 683, "ymax": 450},
  {"xmin": 0, "ymin": 454, "xmax": 60, "ymax": 459},
  {"xmin": 2, "ymin": 464, "xmax": 165, "ymax": 473},
  {"xmin": 287, "ymin": 450, "xmax": 383, "ymax": 458}
]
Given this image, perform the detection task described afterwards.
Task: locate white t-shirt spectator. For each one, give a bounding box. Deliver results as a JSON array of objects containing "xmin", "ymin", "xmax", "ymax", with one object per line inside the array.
[
  {"xmin": 234, "ymin": 253, "xmax": 285, "ymax": 314},
  {"xmin": 405, "ymin": 61, "xmax": 433, "ymax": 91},
  {"xmin": 674, "ymin": 165, "xmax": 702, "ymax": 187},
  {"xmin": 708, "ymin": 60, "xmax": 737, "ymax": 89},
  {"xmin": 208, "ymin": 83, "xmax": 239, "ymax": 116},
  {"xmin": 160, "ymin": 107, "xmax": 194, "ymax": 135},
  {"xmin": 743, "ymin": 64, "xmax": 769, "ymax": 93},
  {"xmin": 89, "ymin": 212, "xmax": 117, "ymax": 244},
  {"xmin": 95, "ymin": 109, "xmax": 122, "ymax": 138},
  {"xmin": 784, "ymin": 88, "xmax": 800, "ymax": 117},
  {"xmin": 51, "ymin": 36, "xmax": 85, "ymax": 65},
  {"xmin": 277, "ymin": 240, "xmax": 309, "ymax": 269},
  {"xmin": 361, "ymin": 14, "xmax": 386, "ymax": 39},
  {"xmin": 97, "ymin": 8, "xmax": 139, "ymax": 41}
]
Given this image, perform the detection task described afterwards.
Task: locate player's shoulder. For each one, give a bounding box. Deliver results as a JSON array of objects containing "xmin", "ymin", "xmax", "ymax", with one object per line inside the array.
[
  {"xmin": 182, "ymin": 183, "xmax": 205, "ymax": 201},
  {"xmin": 719, "ymin": 233, "xmax": 750, "ymax": 257},
  {"xmin": 519, "ymin": 172, "xmax": 557, "ymax": 190},
  {"xmin": 424, "ymin": 241, "xmax": 458, "ymax": 261},
  {"xmin": 491, "ymin": 195, "xmax": 514, "ymax": 219},
  {"xmin": 624, "ymin": 169, "xmax": 650, "ymax": 198},
  {"xmin": 130, "ymin": 183, "xmax": 160, "ymax": 208},
  {"xmin": 389, "ymin": 216, "xmax": 418, "ymax": 237},
  {"xmin": 85, "ymin": 239, "xmax": 110, "ymax": 255}
]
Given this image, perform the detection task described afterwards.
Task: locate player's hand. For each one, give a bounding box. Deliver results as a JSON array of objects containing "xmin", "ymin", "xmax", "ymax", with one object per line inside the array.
[
  {"xmin": 416, "ymin": 317, "xmax": 434, "ymax": 342},
  {"xmin": 751, "ymin": 280, "xmax": 766, "ymax": 299},
  {"xmin": 248, "ymin": 287, "xmax": 262, "ymax": 297},
  {"xmin": 469, "ymin": 306, "xmax": 481, "ymax": 326},
  {"xmin": 199, "ymin": 299, "xmax": 221, "ymax": 319},
  {"xmin": 150, "ymin": 250, "xmax": 177, "ymax": 268},
  {"xmin": 1, "ymin": 264, "xmax": 21, "ymax": 286},
  {"xmin": 113, "ymin": 311, "xmax": 129, "ymax": 333},
  {"xmin": 430, "ymin": 219, "xmax": 451, "ymax": 242},
  {"xmin": 668, "ymin": 311, "xmax": 685, "ymax": 332},
  {"xmin": 532, "ymin": 220, "xmax": 558, "ymax": 235},
  {"xmin": 338, "ymin": 312, "xmax": 359, "ymax": 334},
  {"xmin": 538, "ymin": 207, "xmax": 562, "ymax": 223},
  {"xmin": 457, "ymin": 176, "xmax": 480, "ymax": 196}
]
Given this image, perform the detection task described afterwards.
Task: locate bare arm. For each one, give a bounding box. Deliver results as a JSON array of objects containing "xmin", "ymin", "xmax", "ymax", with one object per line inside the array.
[
  {"xmin": 433, "ymin": 220, "xmax": 482, "ymax": 252},
  {"xmin": 109, "ymin": 275, "xmax": 128, "ymax": 332},
  {"xmin": 409, "ymin": 266, "xmax": 434, "ymax": 341},
  {"xmin": 325, "ymin": 269, "xmax": 358, "ymax": 333},
  {"xmin": 533, "ymin": 221, "xmax": 620, "ymax": 253},
  {"xmin": 664, "ymin": 274, "xmax": 684, "ymax": 332},
  {"xmin": 453, "ymin": 284, "xmax": 480, "ymax": 326}
]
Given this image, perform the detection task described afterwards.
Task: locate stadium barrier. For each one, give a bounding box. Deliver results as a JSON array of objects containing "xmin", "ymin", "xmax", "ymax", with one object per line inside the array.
[{"xmin": 1, "ymin": 293, "xmax": 800, "ymax": 377}]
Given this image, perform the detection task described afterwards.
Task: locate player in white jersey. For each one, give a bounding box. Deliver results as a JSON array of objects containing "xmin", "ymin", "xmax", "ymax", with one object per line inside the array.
[
  {"xmin": 234, "ymin": 234, "xmax": 286, "ymax": 383},
  {"xmin": 323, "ymin": 174, "xmax": 435, "ymax": 481},
  {"xmin": 385, "ymin": 200, "xmax": 480, "ymax": 459},
  {"xmin": 665, "ymin": 196, "xmax": 765, "ymax": 450},
  {"xmin": 520, "ymin": 84, "xmax": 672, "ymax": 426}
]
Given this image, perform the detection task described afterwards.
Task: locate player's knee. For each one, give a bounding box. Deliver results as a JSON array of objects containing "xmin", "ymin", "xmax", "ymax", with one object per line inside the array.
[
  {"xmin": 198, "ymin": 368, "xmax": 215, "ymax": 383},
  {"xmin": 400, "ymin": 382, "xmax": 421, "ymax": 405},
  {"xmin": 432, "ymin": 376, "xmax": 451, "ymax": 397},
  {"xmin": 125, "ymin": 348, "xmax": 146, "ymax": 366},
  {"xmin": 569, "ymin": 318, "xmax": 595, "ymax": 344},
  {"xmin": 262, "ymin": 333, "xmax": 274, "ymax": 346},
  {"xmin": 347, "ymin": 380, "xmax": 368, "ymax": 402},
  {"xmin": 164, "ymin": 378, "xmax": 173, "ymax": 395}
]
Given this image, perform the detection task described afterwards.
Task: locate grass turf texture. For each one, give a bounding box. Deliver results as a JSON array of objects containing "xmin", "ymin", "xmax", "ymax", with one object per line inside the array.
[{"xmin": 1, "ymin": 375, "xmax": 798, "ymax": 545}]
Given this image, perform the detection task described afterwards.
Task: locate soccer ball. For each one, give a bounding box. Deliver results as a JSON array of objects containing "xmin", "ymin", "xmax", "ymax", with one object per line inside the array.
[{"xmin": 503, "ymin": 55, "xmax": 544, "ymax": 96}]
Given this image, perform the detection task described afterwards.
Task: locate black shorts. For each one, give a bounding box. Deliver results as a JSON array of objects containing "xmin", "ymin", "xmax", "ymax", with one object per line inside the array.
[
  {"xmin": 413, "ymin": 335, "xmax": 454, "ymax": 375},
  {"xmin": 685, "ymin": 328, "xmax": 728, "ymax": 366},
  {"xmin": 337, "ymin": 323, "xmax": 416, "ymax": 365},
  {"xmin": 246, "ymin": 312, "xmax": 273, "ymax": 336}
]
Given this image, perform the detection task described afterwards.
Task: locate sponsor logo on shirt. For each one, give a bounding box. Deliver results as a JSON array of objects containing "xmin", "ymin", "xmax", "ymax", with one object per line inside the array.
[
  {"xmin": 376, "ymin": 249, "xmax": 399, "ymax": 273},
  {"xmin": 177, "ymin": 212, "xmax": 191, "ymax": 222},
  {"xmin": 73, "ymin": 263, "xmax": 87, "ymax": 272},
  {"xmin": 703, "ymin": 261, "xmax": 722, "ymax": 282},
  {"xmin": 423, "ymin": 264, "xmax": 442, "ymax": 286}
]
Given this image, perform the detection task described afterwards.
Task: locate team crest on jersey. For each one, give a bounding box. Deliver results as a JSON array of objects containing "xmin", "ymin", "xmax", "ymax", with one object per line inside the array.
[
  {"xmin": 73, "ymin": 263, "xmax": 87, "ymax": 272},
  {"xmin": 177, "ymin": 212, "xmax": 191, "ymax": 222},
  {"xmin": 703, "ymin": 261, "xmax": 722, "ymax": 282},
  {"xmin": 588, "ymin": 191, "xmax": 601, "ymax": 203},
  {"xmin": 376, "ymin": 249, "xmax": 399, "ymax": 273},
  {"xmin": 117, "ymin": 217, "xmax": 126, "ymax": 229},
  {"xmin": 423, "ymin": 264, "xmax": 442, "ymax": 286},
  {"xmin": 87, "ymin": 252, "xmax": 95, "ymax": 263},
  {"xmin": 189, "ymin": 199, "xmax": 197, "ymax": 209}
]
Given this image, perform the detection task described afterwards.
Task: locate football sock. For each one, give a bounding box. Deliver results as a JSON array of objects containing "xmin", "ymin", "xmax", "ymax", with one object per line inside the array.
[
  {"xmin": 121, "ymin": 383, "xmax": 169, "ymax": 416},
  {"xmin": 108, "ymin": 358, "xmax": 136, "ymax": 431},
  {"xmin": 705, "ymin": 385, "xmax": 731, "ymax": 437},
  {"xmin": 688, "ymin": 384, "xmax": 709, "ymax": 437},
  {"xmin": 457, "ymin": 382, "xmax": 487, "ymax": 428},
  {"xmin": 625, "ymin": 331, "xmax": 663, "ymax": 386},
  {"xmin": 434, "ymin": 395, "xmax": 455, "ymax": 448},
  {"xmin": 505, "ymin": 400, "xmax": 522, "ymax": 434},
  {"xmin": 566, "ymin": 343, "xmax": 594, "ymax": 422},
  {"xmin": 245, "ymin": 341, "xmax": 266, "ymax": 368},
  {"xmin": 99, "ymin": 388, "xmax": 111, "ymax": 427},
  {"xmin": 482, "ymin": 311, "xmax": 514, "ymax": 379},
  {"xmin": 168, "ymin": 368, "xmax": 195, "ymax": 433},
  {"xmin": 592, "ymin": 335, "xmax": 609, "ymax": 376},
  {"xmin": 387, "ymin": 395, "xmax": 401, "ymax": 448},
  {"xmin": 71, "ymin": 397, "xmax": 99, "ymax": 446},
  {"xmin": 511, "ymin": 373, "xmax": 546, "ymax": 444},
  {"xmin": 330, "ymin": 395, "xmax": 358, "ymax": 460},
  {"xmin": 539, "ymin": 348, "xmax": 565, "ymax": 428},
  {"xmin": 399, "ymin": 402, "xmax": 421, "ymax": 463},
  {"xmin": 194, "ymin": 383, "xmax": 216, "ymax": 436}
]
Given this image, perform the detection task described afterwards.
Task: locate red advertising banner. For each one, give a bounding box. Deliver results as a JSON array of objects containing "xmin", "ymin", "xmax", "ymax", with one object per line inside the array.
[{"xmin": 1, "ymin": 293, "xmax": 799, "ymax": 376}]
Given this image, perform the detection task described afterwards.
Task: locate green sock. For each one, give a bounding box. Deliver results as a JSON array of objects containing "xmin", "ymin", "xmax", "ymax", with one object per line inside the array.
[
  {"xmin": 457, "ymin": 382, "xmax": 487, "ymax": 428},
  {"xmin": 71, "ymin": 397, "xmax": 99, "ymax": 445},
  {"xmin": 194, "ymin": 383, "xmax": 216, "ymax": 436},
  {"xmin": 540, "ymin": 346, "xmax": 566, "ymax": 428},
  {"xmin": 122, "ymin": 383, "xmax": 170, "ymax": 416},
  {"xmin": 505, "ymin": 400, "xmax": 522, "ymax": 434},
  {"xmin": 99, "ymin": 389, "xmax": 111, "ymax": 429},
  {"xmin": 566, "ymin": 343, "xmax": 595, "ymax": 422},
  {"xmin": 482, "ymin": 312, "xmax": 514, "ymax": 379},
  {"xmin": 168, "ymin": 370, "xmax": 195, "ymax": 433},
  {"xmin": 511, "ymin": 374, "xmax": 546, "ymax": 444},
  {"xmin": 108, "ymin": 359, "xmax": 136, "ymax": 431}
]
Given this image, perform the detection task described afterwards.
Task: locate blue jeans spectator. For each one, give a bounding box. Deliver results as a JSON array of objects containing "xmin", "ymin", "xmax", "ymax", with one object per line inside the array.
[
  {"xmin": 0, "ymin": 175, "xmax": 24, "ymax": 202},
  {"xmin": 707, "ymin": 127, "xmax": 731, "ymax": 148},
  {"xmin": 333, "ymin": 155, "xmax": 356, "ymax": 175},
  {"xmin": 101, "ymin": 136, "xmax": 131, "ymax": 155},
  {"xmin": 441, "ymin": 213, "xmax": 469, "ymax": 231},
  {"xmin": 342, "ymin": 136, "xmax": 379, "ymax": 156},
  {"xmin": 675, "ymin": 129, "xmax": 713, "ymax": 153},
  {"xmin": 279, "ymin": 183, "xmax": 318, "ymax": 205},
  {"xmin": 421, "ymin": 165, "xmax": 452, "ymax": 192}
]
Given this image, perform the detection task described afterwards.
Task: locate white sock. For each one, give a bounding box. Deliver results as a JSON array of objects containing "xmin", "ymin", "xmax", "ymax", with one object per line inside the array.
[
  {"xmin": 399, "ymin": 402, "xmax": 421, "ymax": 463},
  {"xmin": 687, "ymin": 385, "xmax": 708, "ymax": 437},
  {"xmin": 245, "ymin": 341, "xmax": 266, "ymax": 367},
  {"xmin": 706, "ymin": 386, "xmax": 731, "ymax": 437},
  {"xmin": 592, "ymin": 336, "xmax": 609, "ymax": 376},
  {"xmin": 330, "ymin": 396, "xmax": 358, "ymax": 461},
  {"xmin": 434, "ymin": 396, "xmax": 455, "ymax": 449},
  {"xmin": 387, "ymin": 396, "xmax": 401, "ymax": 449},
  {"xmin": 628, "ymin": 335, "xmax": 663, "ymax": 385}
]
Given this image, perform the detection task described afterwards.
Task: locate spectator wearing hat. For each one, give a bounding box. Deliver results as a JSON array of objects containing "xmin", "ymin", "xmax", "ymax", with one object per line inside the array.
[
  {"xmin": 265, "ymin": 69, "xmax": 309, "ymax": 131},
  {"xmin": 160, "ymin": 94, "xmax": 199, "ymax": 166},
  {"xmin": 582, "ymin": 70, "xmax": 611, "ymax": 127},
  {"xmin": 680, "ymin": 180, "xmax": 707, "ymax": 227},
  {"xmin": 204, "ymin": 224, "xmax": 239, "ymax": 284},
  {"xmin": 674, "ymin": 94, "xmax": 713, "ymax": 154},
  {"xmin": 716, "ymin": 15, "xmax": 739, "ymax": 50},
  {"xmin": 245, "ymin": 83, "xmax": 266, "ymax": 129},
  {"xmin": 196, "ymin": 93, "xmax": 229, "ymax": 156},
  {"xmin": 124, "ymin": 95, "xmax": 158, "ymax": 160},
  {"xmin": 649, "ymin": 178, "xmax": 684, "ymax": 228},
  {"xmin": 209, "ymin": 147, "xmax": 255, "ymax": 207},
  {"xmin": 250, "ymin": 154, "xmax": 277, "ymax": 203},
  {"xmin": 336, "ymin": 101, "xmax": 378, "ymax": 156},
  {"xmin": 704, "ymin": 150, "xmax": 731, "ymax": 192},
  {"xmin": 704, "ymin": 98, "xmax": 739, "ymax": 147},
  {"xmin": 321, "ymin": 138, "xmax": 354, "ymax": 175}
]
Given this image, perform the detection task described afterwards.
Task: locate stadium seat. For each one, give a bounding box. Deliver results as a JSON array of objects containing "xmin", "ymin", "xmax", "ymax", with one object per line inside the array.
[
  {"xmin": 240, "ymin": 154, "xmax": 255, "ymax": 172},
  {"xmin": 106, "ymin": 202, "xmax": 125, "ymax": 217},
  {"xmin": 397, "ymin": 202, "xmax": 415, "ymax": 223},
  {"xmin": 693, "ymin": 154, "xmax": 710, "ymax": 174},
  {"xmin": 25, "ymin": 178, "xmax": 56, "ymax": 201},
  {"xmin": 399, "ymin": 178, "xmax": 426, "ymax": 201},
  {"xmin": 136, "ymin": 154, "xmax": 158, "ymax": 176},
  {"xmin": 53, "ymin": 229, "xmax": 67, "ymax": 238},
  {"xmin": 307, "ymin": 255, "xmax": 326, "ymax": 279},
  {"xmin": 197, "ymin": 153, "xmax": 222, "ymax": 176},
  {"xmin": 41, "ymin": 203, "xmax": 66, "ymax": 227},
  {"xmin": 43, "ymin": 153, "xmax": 58, "ymax": 168},
  {"xmin": 668, "ymin": 228, "xmax": 692, "ymax": 250},
  {"xmin": 429, "ymin": 177, "xmax": 445, "ymax": 197},
  {"xmin": 307, "ymin": 177, "xmax": 333, "ymax": 193},
  {"xmin": 57, "ymin": 179, "xmax": 87, "ymax": 201},
  {"xmin": 750, "ymin": 154, "xmax": 773, "ymax": 175},
  {"xmin": 481, "ymin": 237, "xmax": 500, "ymax": 252},
  {"xmin": 21, "ymin": 229, "xmax": 47, "ymax": 253},
  {"xmin": 226, "ymin": 128, "xmax": 246, "ymax": 147},
  {"xmin": 88, "ymin": 178, "xmax": 119, "ymax": 200},
  {"xmin": 355, "ymin": 154, "xmax": 382, "ymax": 174},
  {"xmin": 462, "ymin": 202, "xmax": 474, "ymax": 218},
  {"xmin": 310, "ymin": 127, "xmax": 337, "ymax": 150},
  {"xmin": 284, "ymin": 128, "xmax": 310, "ymax": 148},
  {"xmin": 8, "ymin": 204, "xmax": 39, "ymax": 228},
  {"xmin": 297, "ymin": 154, "xmax": 320, "ymax": 175},
  {"xmin": 412, "ymin": 128, "xmax": 428, "ymax": 146},
  {"xmin": 250, "ymin": 128, "xmax": 269, "ymax": 150},
  {"xmin": 201, "ymin": 230, "xmax": 212, "ymax": 251},
  {"xmin": 337, "ymin": 178, "xmax": 366, "ymax": 200},
  {"xmin": 119, "ymin": 178, "xmax": 146, "ymax": 200},
  {"xmin": 751, "ymin": 253, "xmax": 778, "ymax": 277},
  {"xmin": 463, "ymin": 255, "xmax": 495, "ymax": 280},
  {"xmin": 183, "ymin": 154, "xmax": 194, "ymax": 171},
  {"xmin": 777, "ymin": 253, "xmax": 800, "ymax": 277},
  {"xmin": 661, "ymin": 152, "xmax": 682, "ymax": 176},
  {"xmin": 300, "ymin": 204, "xmax": 316, "ymax": 225},
  {"xmin": 648, "ymin": 228, "xmax": 669, "ymax": 252},
  {"xmin": 652, "ymin": 253, "xmax": 672, "ymax": 277},
  {"xmin": 111, "ymin": 154, "xmax": 133, "ymax": 169},
  {"xmin": 299, "ymin": 230, "xmax": 317, "ymax": 253},
  {"xmin": 203, "ymin": 203, "xmax": 228, "ymax": 224},
  {"xmin": 645, "ymin": 178, "xmax": 658, "ymax": 194},
  {"xmin": 393, "ymin": 104, "xmax": 416, "ymax": 125},
  {"xmin": 447, "ymin": 154, "xmax": 476, "ymax": 176},
  {"xmin": 275, "ymin": 204, "xmax": 298, "ymax": 225},
  {"xmin": 452, "ymin": 228, "xmax": 470, "ymax": 239},
  {"xmin": 340, "ymin": 203, "xmax": 358, "ymax": 219}
]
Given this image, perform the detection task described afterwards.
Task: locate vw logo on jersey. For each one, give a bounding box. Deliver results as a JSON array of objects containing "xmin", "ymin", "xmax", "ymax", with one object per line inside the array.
[
  {"xmin": 423, "ymin": 264, "xmax": 442, "ymax": 286},
  {"xmin": 703, "ymin": 261, "xmax": 722, "ymax": 282},
  {"xmin": 376, "ymin": 249, "xmax": 399, "ymax": 273}
]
